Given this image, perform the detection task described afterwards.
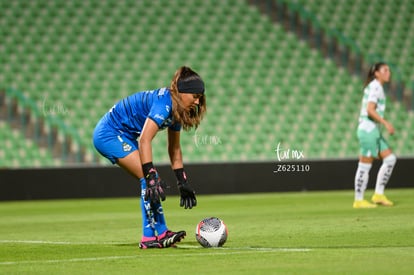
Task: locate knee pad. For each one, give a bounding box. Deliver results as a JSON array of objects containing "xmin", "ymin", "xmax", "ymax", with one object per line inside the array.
[{"xmin": 383, "ymin": 154, "xmax": 397, "ymax": 166}]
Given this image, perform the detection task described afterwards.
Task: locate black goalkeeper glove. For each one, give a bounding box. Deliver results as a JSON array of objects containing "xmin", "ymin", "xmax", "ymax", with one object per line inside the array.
[
  {"xmin": 143, "ymin": 162, "xmax": 166, "ymax": 205},
  {"xmin": 174, "ymin": 168, "xmax": 197, "ymax": 209}
]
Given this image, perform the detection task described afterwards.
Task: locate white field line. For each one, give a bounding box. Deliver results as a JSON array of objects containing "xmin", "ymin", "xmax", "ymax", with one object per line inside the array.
[
  {"xmin": 177, "ymin": 244, "xmax": 312, "ymax": 252},
  {"xmin": 0, "ymin": 240, "xmax": 124, "ymax": 245},
  {"xmin": 0, "ymin": 249, "xmax": 310, "ymax": 266},
  {"xmin": 0, "ymin": 256, "xmax": 139, "ymax": 266},
  {"xmin": 0, "ymin": 240, "xmax": 312, "ymax": 266},
  {"xmin": 0, "ymin": 240, "xmax": 312, "ymax": 251}
]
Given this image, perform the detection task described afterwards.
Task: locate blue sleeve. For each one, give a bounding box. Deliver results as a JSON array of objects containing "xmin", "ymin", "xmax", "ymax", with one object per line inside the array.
[
  {"xmin": 148, "ymin": 103, "xmax": 170, "ymax": 128},
  {"xmin": 147, "ymin": 89, "xmax": 179, "ymax": 130}
]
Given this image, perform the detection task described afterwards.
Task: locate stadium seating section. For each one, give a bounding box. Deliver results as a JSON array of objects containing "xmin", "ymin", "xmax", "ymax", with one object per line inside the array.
[
  {"xmin": 0, "ymin": 0, "xmax": 413, "ymax": 167},
  {"xmin": 0, "ymin": 121, "xmax": 60, "ymax": 167},
  {"xmin": 294, "ymin": 0, "xmax": 414, "ymax": 84}
]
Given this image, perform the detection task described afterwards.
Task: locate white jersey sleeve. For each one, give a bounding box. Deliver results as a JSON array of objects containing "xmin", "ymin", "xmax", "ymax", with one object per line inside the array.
[{"xmin": 367, "ymin": 81, "xmax": 383, "ymax": 104}]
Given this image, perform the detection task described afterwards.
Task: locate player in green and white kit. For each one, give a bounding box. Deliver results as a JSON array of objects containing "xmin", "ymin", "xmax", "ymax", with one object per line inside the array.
[{"xmin": 353, "ymin": 62, "xmax": 396, "ymax": 208}]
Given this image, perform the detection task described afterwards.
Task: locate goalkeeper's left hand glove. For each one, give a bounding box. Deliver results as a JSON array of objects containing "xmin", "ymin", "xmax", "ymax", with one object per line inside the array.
[{"xmin": 174, "ymin": 168, "xmax": 197, "ymax": 209}]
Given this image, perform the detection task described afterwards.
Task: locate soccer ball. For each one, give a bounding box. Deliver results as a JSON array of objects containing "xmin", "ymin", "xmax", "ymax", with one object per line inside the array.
[{"xmin": 195, "ymin": 217, "xmax": 228, "ymax": 247}]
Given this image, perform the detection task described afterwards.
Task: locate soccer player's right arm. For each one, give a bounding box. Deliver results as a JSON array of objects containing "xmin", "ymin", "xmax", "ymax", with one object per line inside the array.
[
  {"xmin": 138, "ymin": 118, "xmax": 159, "ymax": 164},
  {"xmin": 366, "ymin": 102, "xmax": 394, "ymax": 135},
  {"xmin": 139, "ymin": 118, "xmax": 167, "ymax": 204}
]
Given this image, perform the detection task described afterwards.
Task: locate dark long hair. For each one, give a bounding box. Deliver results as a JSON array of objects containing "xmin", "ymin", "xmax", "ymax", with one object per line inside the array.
[
  {"xmin": 364, "ymin": 62, "xmax": 387, "ymax": 87},
  {"xmin": 170, "ymin": 66, "xmax": 206, "ymax": 131}
]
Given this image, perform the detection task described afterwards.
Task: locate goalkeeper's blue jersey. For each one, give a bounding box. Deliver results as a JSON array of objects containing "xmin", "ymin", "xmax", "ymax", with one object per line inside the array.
[{"xmin": 101, "ymin": 87, "xmax": 181, "ymax": 139}]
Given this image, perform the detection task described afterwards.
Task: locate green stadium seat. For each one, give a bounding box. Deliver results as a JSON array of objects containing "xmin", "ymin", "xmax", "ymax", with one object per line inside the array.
[{"xmin": 1, "ymin": 0, "xmax": 414, "ymax": 167}]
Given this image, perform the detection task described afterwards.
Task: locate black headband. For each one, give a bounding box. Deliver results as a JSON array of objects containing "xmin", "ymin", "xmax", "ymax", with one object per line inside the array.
[{"xmin": 177, "ymin": 79, "xmax": 205, "ymax": 94}]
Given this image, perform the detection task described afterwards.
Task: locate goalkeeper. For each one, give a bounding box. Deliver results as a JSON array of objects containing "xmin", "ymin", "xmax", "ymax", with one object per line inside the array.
[{"xmin": 93, "ymin": 66, "xmax": 205, "ymax": 248}]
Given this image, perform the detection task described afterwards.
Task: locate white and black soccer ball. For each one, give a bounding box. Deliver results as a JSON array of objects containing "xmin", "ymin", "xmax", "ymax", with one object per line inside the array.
[{"xmin": 195, "ymin": 217, "xmax": 228, "ymax": 247}]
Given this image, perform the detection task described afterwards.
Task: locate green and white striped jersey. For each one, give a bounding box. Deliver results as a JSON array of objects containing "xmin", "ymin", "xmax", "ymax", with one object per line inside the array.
[{"xmin": 358, "ymin": 79, "xmax": 386, "ymax": 132}]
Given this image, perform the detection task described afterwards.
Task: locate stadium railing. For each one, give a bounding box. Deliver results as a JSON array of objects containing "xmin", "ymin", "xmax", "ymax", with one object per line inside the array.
[
  {"xmin": 4, "ymin": 88, "xmax": 84, "ymax": 163},
  {"xmin": 249, "ymin": 0, "xmax": 412, "ymax": 110}
]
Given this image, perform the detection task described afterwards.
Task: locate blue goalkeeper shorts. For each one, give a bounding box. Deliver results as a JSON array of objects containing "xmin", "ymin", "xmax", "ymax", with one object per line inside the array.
[{"xmin": 93, "ymin": 118, "xmax": 138, "ymax": 164}]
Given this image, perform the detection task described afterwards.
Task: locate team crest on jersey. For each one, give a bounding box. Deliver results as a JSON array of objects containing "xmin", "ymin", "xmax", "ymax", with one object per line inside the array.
[{"xmin": 122, "ymin": 142, "xmax": 132, "ymax": 152}]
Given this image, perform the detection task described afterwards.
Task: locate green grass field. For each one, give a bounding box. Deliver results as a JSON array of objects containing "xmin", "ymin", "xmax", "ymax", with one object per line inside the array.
[{"xmin": 1, "ymin": 189, "xmax": 414, "ymax": 274}]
